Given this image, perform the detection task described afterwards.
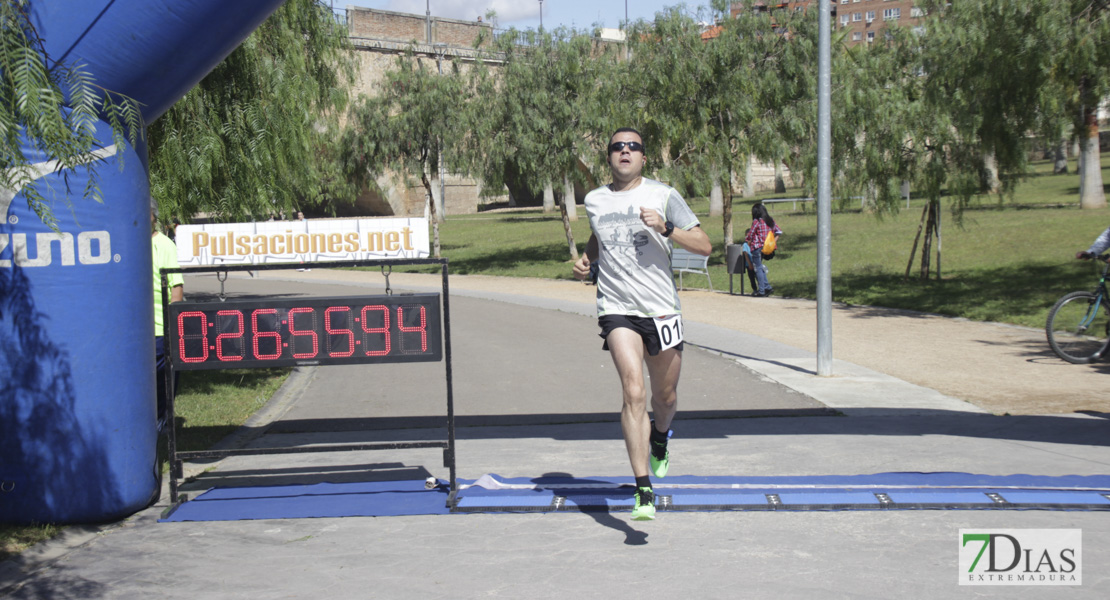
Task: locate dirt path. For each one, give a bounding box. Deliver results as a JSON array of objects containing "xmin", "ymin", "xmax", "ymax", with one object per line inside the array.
[{"xmin": 265, "ymin": 270, "xmax": 1109, "ymax": 416}]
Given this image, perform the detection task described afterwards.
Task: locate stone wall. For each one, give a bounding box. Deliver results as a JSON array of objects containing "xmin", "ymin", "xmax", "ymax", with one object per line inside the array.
[
  {"xmin": 344, "ymin": 7, "xmax": 498, "ymax": 217},
  {"xmin": 346, "ymin": 7, "xmax": 490, "ymax": 48}
]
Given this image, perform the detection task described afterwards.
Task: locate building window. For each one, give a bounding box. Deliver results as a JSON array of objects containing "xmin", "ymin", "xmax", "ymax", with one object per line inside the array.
[
  {"xmin": 852, "ymin": 12, "xmax": 863, "ymax": 21},
  {"xmin": 883, "ymin": 8, "xmax": 901, "ymax": 20},
  {"xmin": 866, "ymin": 11, "xmax": 875, "ymax": 22},
  {"xmin": 852, "ymin": 32, "xmax": 862, "ymax": 41},
  {"xmin": 910, "ymin": 7, "xmax": 924, "ymax": 18},
  {"xmin": 867, "ymin": 31, "xmax": 875, "ymax": 42},
  {"xmin": 841, "ymin": 15, "xmax": 850, "ymax": 26}
]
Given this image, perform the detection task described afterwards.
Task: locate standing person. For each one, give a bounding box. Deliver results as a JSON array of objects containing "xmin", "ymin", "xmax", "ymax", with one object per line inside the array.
[
  {"xmin": 572, "ymin": 128, "xmax": 712, "ymax": 520},
  {"xmin": 740, "ymin": 232, "xmax": 759, "ymax": 293},
  {"xmin": 295, "ymin": 211, "xmax": 311, "ymax": 271},
  {"xmin": 152, "ymin": 202, "xmax": 184, "ymax": 431},
  {"xmin": 744, "ymin": 203, "xmax": 783, "ymax": 297}
]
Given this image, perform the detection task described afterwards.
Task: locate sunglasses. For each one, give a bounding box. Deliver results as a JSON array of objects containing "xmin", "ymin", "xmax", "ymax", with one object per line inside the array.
[{"xmin": 608, "ymin": 141, "xmax": 645, "ymax": 154}]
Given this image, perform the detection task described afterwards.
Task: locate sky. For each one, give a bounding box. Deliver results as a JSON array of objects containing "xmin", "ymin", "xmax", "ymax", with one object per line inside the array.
[{"xmin": 337, "ymin": 1, "xmax": 716, "ymax": 32}]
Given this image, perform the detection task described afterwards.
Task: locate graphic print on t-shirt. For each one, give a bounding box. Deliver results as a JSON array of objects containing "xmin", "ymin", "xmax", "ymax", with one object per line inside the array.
[{"xmin": 599, "ymin": 206, "xmax": 651, "ymax": 276}]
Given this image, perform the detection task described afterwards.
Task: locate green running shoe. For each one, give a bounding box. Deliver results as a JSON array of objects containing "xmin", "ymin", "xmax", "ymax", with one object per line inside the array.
[
  {"xmin": 631, "ymin": 487, "xmax": 656, "ymax": 521},
  {"xmin": 650, "ymin": 427, "xmax": 671, "ymax": 478}
]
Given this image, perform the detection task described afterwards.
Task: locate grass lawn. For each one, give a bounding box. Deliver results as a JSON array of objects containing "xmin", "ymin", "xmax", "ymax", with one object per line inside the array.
[{"xmin": 416, "ymin": 155, "xmax": 1110, "ymax": 330}]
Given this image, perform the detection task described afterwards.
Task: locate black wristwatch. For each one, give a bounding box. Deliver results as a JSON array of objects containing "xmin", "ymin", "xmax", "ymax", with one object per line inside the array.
[{"xmin": 662, "ymin": 221, "xmax": 674, "ymax": 237}]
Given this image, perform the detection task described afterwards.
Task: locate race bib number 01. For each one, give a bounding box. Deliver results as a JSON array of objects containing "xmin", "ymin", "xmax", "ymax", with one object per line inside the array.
[{"xmin": 654, "ymin": 315, "xmax": 683, "ymax": 351}]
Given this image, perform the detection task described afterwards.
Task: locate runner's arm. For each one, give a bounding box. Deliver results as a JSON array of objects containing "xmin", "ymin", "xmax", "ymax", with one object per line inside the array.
[
  {"xmin": 573, "ymin": 234, "xmax": 599, "ymax": 280},
  {"xmin": 671, "ymin": 225, "xmax": 711, "ymax": 256}
]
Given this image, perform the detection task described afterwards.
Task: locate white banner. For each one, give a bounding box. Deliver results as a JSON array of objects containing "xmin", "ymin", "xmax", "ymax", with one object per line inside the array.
[{"xmin": 176, "ymin": 217, "xmax": 430, "ymax": 266}]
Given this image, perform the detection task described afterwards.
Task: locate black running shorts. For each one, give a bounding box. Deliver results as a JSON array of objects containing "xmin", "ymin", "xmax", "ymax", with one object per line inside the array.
[{"xmin": 598, "ymin": 314, "xmax": 683, "ymax": 356}]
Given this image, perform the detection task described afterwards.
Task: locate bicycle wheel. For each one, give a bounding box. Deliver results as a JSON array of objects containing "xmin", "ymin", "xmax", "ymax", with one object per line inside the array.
[{"xmin": 1046, "ymin": 291, "xmax": 1110, "ymax": 364}]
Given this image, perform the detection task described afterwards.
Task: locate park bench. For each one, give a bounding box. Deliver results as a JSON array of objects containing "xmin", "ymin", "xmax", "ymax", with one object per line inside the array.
[{"xmin": 671, "ymin": 247, "xmax": 712, "ymax": 291}]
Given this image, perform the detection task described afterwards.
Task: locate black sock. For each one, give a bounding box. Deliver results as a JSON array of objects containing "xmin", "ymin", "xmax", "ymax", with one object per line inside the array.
[
  {"xmin": 635, "ymin": 475, "xmax": 651, "ymax": 490},
  {"xmin": 650, "ymin": 424, "xmax": 669, "ymax": 445}
]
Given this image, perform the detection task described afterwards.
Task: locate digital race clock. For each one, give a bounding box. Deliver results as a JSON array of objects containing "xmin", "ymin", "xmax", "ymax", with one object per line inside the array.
[{"xmin": 168, "ymin": 293, "xmax": 443, "ymax": 370}]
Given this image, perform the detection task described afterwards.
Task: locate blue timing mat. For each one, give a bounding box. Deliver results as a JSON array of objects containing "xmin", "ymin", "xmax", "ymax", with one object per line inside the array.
[
  {"xmin": 452, "ymin": 473, "xmax": 1110, "ymax": 513},
  {"xmin": 161, "ymin": 479, "xmax": 452, "ymax": 522},
  {"xmin": 160, "ymin": 472, "xmax": 1110, "ymax": 522}
]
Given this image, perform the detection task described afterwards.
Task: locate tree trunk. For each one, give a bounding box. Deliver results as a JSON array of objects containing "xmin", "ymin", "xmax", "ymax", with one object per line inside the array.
[
  {"xmin": 774, "ymin": 161, "xmax": 786, "ymax": 194},
  {"xmin": 543, "ymin": 181, "xmax": 556, "ymax": 213},
  {"xmin": 1053, "ymin": 139, "xmax": 1068, "ymax": 175},
  {"xmin": 430, "ymin": 173, "xmax": 446, "ymax": 224},
  {"xmin": 981, "ymin": 151, "xmax": 1001, "ymax": 194},
  {"xmin": 935, "ymin": 202, "xmax": 942, "ymax": 280},
  {"xmin": 863, "ymin": 182, "xmax": 877, "ymax": 213},
  {"xmin": 1079, "ymin": 105, "xmax": 1106, "ymax": 209},
  {"xmin": 558, "ymin": 177, "xmax": 578, "ymax": 261},
  {"xmin": 421, "ymin": 171, "xmax": 441, "ymax": 257},
  {"xmin": 920, "ymin": 201, "xmax": 935, "ymax": 280},
  {"xmin": 723, "ymin": 168, "xmax": 734, "ymax": 246},
  {"xmin": 905, "ymin": 203, "xmax": 928, "ymax": 279},
  {"xmin": 709, "ymin": 172, "xmax": 724, "ymax": 217},
  {"xmin": 563, "ymin": 175, "xmax": 577, "ymax": 222},
  {"xmin": 744, "ymin": 157, "xmax": 753, "ymax": 198}
]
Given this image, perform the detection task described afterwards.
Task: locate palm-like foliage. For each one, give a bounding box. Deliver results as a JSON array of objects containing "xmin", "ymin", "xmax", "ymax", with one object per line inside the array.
[{"xmin": 1, "ymin": 0, "xmax": 141, "ymax": 230}]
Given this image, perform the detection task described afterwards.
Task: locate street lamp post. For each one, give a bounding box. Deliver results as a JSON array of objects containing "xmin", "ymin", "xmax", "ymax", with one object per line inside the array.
[
  {"xmin": 539, "ymin": 0, "xmax": 543, "ymax": 30},
  {"xmin": 426, "ymin": 0, "xmax": 431, "ymax": 43}
]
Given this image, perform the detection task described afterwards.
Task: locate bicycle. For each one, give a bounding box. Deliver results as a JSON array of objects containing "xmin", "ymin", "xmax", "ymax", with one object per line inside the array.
[{"xmin": 1046, "ymin": 254, "xmax": 1110, "ymax": 364}]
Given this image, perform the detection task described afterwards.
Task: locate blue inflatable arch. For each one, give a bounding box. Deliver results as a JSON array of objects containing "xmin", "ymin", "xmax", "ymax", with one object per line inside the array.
[{"xmin": 1, "ymin": 0, "xmax": 285, "ymax": 524}]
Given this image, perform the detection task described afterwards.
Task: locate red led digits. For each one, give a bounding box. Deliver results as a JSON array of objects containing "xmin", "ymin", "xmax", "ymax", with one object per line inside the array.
[
  {"xmin": 177, "ymin": 311, "xmax": 209, "ymax": 363},
  {"xmin": 170, "ymin": 294, "xmax": 439, "ymax": 369},
  {"xmin": 361, "ymin": 305, "xmax": 391, "ymax": 356},
  {"xmin": 251, "ymin": 309, "xmax": 282, "ymax": 360},
  {"xmin": 288, "ymin": 307, "xmax": 319, "ymax": 359},
  {"xmin": 324, "ymin": 306, "xmax": 355, "ymax": 357},
  {"xmin": 397, "ymin": 304, "xmax": 428, "ymax": 353},
  {"xmin": 215, "ymin": 310, "xmax": 245, "ymax": 361}
]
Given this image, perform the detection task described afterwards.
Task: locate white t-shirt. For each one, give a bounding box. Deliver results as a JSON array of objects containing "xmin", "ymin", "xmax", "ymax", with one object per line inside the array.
[{"xmin": 584, "ymin": 178, "xmax": 700, "ymax": 317}]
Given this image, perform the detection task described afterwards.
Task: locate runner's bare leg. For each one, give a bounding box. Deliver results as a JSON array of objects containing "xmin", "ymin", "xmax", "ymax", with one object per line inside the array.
[
  {"xmin": 646, "ymin": 347, "xmax": 681, "ymax": 434},
  {"xmin": 607, "ymin": 328, "xmax": 651, "ymax": 478}
]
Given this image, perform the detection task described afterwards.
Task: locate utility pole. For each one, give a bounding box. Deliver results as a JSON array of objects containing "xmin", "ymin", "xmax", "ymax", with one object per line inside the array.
[
  {"xmin": 816, "ymin": 0, "xmax": 833, "ymax": 376},
  {"xmin": 539, "ymin": 0, "xmax": 544, "ymax": 30},
  {"xmin": 426, "ymin": 0, "xmax": 431, "ymax": 43}
]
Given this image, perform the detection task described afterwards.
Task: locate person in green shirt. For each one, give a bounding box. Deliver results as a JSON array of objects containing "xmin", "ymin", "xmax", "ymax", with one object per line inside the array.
[{"xmin": 152, "ymin": 203, "xmax": 184, "ymax": 431}]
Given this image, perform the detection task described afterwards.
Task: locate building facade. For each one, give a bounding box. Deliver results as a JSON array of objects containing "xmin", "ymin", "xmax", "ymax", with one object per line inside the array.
[{"xmin": 732, "ymin": 1, "xmax": 924, "ymax": 46}]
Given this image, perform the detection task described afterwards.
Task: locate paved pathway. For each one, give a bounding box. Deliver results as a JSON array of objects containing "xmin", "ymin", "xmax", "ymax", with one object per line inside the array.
[{"xmin": 2, "ymin": 270, "xmax": 1108, "ymax": 599}]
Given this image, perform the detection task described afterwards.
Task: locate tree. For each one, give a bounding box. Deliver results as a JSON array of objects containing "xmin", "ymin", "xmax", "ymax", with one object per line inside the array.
[
  {"xmin": 1, "ymin": 0, "xmax": 142, "ymax": 230},
  {"xmin": 821, "ymin": 1, "xmax": 1094, "ymax": 278},
  {"xmin": 464, "ymin": 27, "xmax": 616, "ymax": 261},
  {"xmin": 147, "ymin": 0, "xmax": 355, "ymax": 223},
  {"xmin": 917, "ymin": 0, "xmax": 1109, "ymax": 210},
  {"xmin": 343, "ymin": 51, "xmax": 468, "ymax": 257},
  {"xmin": 626, "ymin": 1, "xmax": 817, "ymax": 247},
  {"xmin": 1053, "ymin": 0, "xmax": 1110, "ymax": 209}
]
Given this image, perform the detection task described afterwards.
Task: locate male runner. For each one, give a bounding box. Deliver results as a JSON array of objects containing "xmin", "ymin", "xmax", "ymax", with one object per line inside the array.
[{"xmin": 573, "ymin": 128, "xmax": 712, "ymax": 520}]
